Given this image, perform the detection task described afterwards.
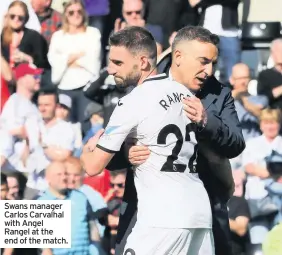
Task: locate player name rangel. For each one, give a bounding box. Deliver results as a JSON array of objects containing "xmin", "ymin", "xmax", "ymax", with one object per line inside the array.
[{"xmin": 159, "ymin": 92, "xmax": 191, "ymax": 110}]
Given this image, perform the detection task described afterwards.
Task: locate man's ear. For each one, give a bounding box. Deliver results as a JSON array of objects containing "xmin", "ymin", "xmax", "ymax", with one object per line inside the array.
[
  {"xmin": 173, "ymin": 50, "xmax": 182, "ymax": 67},
  {"xmin": 229, "ymin": 76, "xmax": 234, "ymax": 86},
  {"xmin": 140, "ymin": 56, "xmax": 151, "ymax": 71}
]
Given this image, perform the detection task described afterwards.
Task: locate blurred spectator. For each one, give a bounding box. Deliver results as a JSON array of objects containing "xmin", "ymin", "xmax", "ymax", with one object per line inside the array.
[
  {"xmin": 230, "ymin": 63, "xmax": 268, "ymax": 141},
  {"xmin": 30, "ymin": 0, "xmax": 62, "ymax": 88},
  {"xmin": 228, "ymin": 171, "xmax": 251, "ymax": 255},
  {"xmin": 38, "ymin": 161, "xmax": 98, "ymax": 255},
  {"xmin": 51, "ymin": 0, "xmax": 68, "ymax": 14},
  {"xmin": 242, "ymin": 109, "xmax": 282, "ymax": 244},
  {"xmin": 48, "ymin": 0, "xmax": 101, "ymax": 133},
  {"xmin": 31, "ymin": 0, "xmax": 62, "ymax": 44},
  {"xmin": 84, "ymin": 0, "xmax": 109, "ymax": 35},
  {"xmin": 56, "ymin": 94, "xmax": 82, "ymax": 151},
  {"xmin": 83, "ymin": 169, "xmax": 111, "ymax": 198},
  {"xmin": 257, "ymin": 39, "xmax": 282, "ymax": 110},
  {"xmin": 144, "ymin": 0, "xmax": 191, "ymax": 48},
  {"xmin": 83, "ymin": 68, "xmax": 134, "ymax": 127},
  {"xmin": 74, "ymin": 101, "xmax": 103, "ymax": 157},
  {"xmin": 0, "ymin": 63, "xmax": 43, "ymax": 172},
  {"xmin": 5, "ymin": 172, "xmax": 20, "ymax": 200},
  {"xmin": 192, "ymin": 0, "xmax": 241, "ymax": 85},
  {"xmin": 0, "ymin": 55, "xmax": 13, "ymax": 112},
  {"xmin": 65, "ymin": 156, "xmax": 108, "ymax": 254},
  {"xmin": 24, "ymin": 89, "xmax": 75, "ymax": 198},
  {"xmin": 3, "ymin": 170, "xmax": 27, "ymax": 200},
  {"xmin": 0, "ymin": 0, "xmax": 41, "ymax": 32},
  {"xmin": 102, "ymin": 169, "xmax": 127, "ymax": 255},
  {"xmin": 1, "ymin": 1, "xmax": 49, "ymax": 69},
  {"xmin": 114, "ymin": 0, "xmax": 163, "ymax": 55},
  {"xmin": 0, "ymin": 173, "xmax": 8, "ymax": 200}
]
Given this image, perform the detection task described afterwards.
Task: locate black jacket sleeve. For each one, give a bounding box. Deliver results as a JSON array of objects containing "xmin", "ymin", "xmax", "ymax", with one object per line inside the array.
[
  {"xmin": 197, "ymin": 88, "xmax": 245, "ymax": 159},
  {"xmin": 83, "ymin": 67, "xmax": 109, "ymax": 101},
  {"xmin": 19, "ymin": 28, "xmax": 49, "ymax": 69},
  {"xmin": 107, "ymin": 143, "xmax": 131, "ymax": 171},
  {"xmin": 257, "ymin": 70, "xmax": 275, "ymax": 104}
]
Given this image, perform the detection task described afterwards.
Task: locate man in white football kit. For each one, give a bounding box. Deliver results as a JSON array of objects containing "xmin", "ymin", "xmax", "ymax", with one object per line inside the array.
[{"xmin": 81, "ymin": 27, "xmax": 216, "ymax": 255}]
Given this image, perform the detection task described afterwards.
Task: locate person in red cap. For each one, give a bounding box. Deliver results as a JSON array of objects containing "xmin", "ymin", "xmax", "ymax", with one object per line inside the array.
[{"xmin": 0, "ymin": 63, "xmax": 43, "ymax": 170}]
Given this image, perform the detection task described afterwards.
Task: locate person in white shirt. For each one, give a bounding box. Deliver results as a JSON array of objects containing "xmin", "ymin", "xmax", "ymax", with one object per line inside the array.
[
  {"xmin": 0, "ymin": 0, "xmax": 41, "ymax": 32},
  {"xmin": 242, "ymin": 108, "xmax": 282, "ymax": 245},
  {"xmin": 48, "ymin": 0, "xmax": 101, "ymax": 133},
  {"xmin": 81, "ymin": 26, "xmax": 216, "ymax": 255},
  {"xmin": 24, "ymin": 89, "xmax": 76, "ymax": 199},
  {"xmin": 56, "ymin": 93, "xmax": 82, "ymax": 150},
  {"xmin": 0, "ymin": 63, "xmax": 43, "ymax": 171}
]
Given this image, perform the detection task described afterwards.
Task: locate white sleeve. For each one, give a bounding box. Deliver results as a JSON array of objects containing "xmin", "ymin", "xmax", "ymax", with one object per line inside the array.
[
  {"xmin": 0, "ymin": 130, "xmax": 14, "ymax": 158},
  {"xmin": 98, "ymin": 92, "xmax": 141, "ymax": 153},
  {"xmin": 53, "ymin": 123, "xmax": 76, "ymax": 151},
  {"xmin": 242, "ymin": 140, "xmax": 258, "ymax": 166},
  {"xmin": 48, "ymin": 31, "xmax": 69, "ymax": 84},
  {"xmin": 76, "ymin": 27, "xmax": 101, "ymax": 78},
  {"xmin": 1, "ymin": 96, "xmax": 25, "ymax": 130}
]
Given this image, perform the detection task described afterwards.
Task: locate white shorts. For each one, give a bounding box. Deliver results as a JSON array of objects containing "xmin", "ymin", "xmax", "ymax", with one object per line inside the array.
[{"xmin": 122, "ymin": 227, "xmax": 215, "ymax": 255}]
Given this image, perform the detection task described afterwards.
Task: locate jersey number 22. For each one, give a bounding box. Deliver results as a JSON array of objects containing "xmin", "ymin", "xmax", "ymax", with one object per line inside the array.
[{"xmin": 157, "ymin": 123, "xmax": 198, "ymax": 173}]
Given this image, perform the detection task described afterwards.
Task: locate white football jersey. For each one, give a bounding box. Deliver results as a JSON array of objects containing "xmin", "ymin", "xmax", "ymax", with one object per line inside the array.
[{"xmin": 98, "ymin": 74, "xmax": 212, "ymax": 229}]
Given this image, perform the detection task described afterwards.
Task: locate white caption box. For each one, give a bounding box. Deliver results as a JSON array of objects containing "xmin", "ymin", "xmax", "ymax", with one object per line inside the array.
[{"xmin": 0, "ymin": 200, "xmax": 71, "ymax": 248}]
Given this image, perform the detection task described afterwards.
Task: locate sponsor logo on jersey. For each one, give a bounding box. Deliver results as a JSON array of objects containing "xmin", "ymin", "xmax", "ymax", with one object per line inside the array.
[{"xmin": 105, "ymin": 126, "xmax": 120, "ymax": 135}]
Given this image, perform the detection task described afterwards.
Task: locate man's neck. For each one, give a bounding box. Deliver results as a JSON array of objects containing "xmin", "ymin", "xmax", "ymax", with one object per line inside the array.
[
  {"xmin": 37, "ymin": 7, "xmax": 52, "ymax": 18},
  {"xmin": 48, "ymin": 187, "xmax": 67, "ymax": 199},
  {"xmin": 16, "ymin": 88, "xmax": 33, "ymax": 100},
  {"xmin": 44, "ymin": 116, "xmax": 58, "ymax": 127},
  {"xmin": 137, "ymin": 68, "xmax": 158, "ymax": 86},
  {"xmin": 170, "ymin": 66, "xmax": 185, "ymax": 86}
]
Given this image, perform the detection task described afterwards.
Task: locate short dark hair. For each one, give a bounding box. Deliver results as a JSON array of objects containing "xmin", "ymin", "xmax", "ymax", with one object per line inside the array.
[
  {"xmin": 110, "ymin": 168, "xmax": 127, "ymax": 177},
  {"xmin": 172, "ymin": 26, "xmax": 219, "ymax": 52},
  {"xmin": 38, "ymin": 88, "xmax": 59, "ymax": 104},
  {"xmin": 1, "ymin": 173, "xmax": 7, "ymax": 186},
  {"xmin": 109, "ymin": 26, "xmax": 157, "ymax": 67}
]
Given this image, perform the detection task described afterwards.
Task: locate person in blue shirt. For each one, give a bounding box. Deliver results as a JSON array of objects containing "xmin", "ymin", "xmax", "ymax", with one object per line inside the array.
[
  {"xmin": 65, "ymin": 156, "xmax": 108, "ymax": 255},
  {"xmin": 38, "ymin": 161, "xmax": 100, "ymax": 255}
]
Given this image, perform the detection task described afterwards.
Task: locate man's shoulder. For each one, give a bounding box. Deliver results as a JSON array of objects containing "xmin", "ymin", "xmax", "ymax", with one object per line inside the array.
[
  {"xmin": 51, "ymin": 8, "xmax": 62, "ymax": 19},
  {"xmin": 259, "ymin": 68, "xmax": 276, "ymax": 75},
  {"xmin": 69, "ymin": 189, "xmax": 88, "ymax": 201},
  {"xmin": 201, "ymin": 76, "xmax": 231, "ymax": 97}
]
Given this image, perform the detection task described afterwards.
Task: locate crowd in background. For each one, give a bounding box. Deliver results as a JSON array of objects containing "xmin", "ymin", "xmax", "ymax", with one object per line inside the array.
[{"xmin": 1, "ymin": 0, "xmax": 282, "ymax": 255}]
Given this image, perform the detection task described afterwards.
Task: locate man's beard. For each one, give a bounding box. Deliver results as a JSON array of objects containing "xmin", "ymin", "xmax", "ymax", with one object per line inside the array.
[{"xmin": 114, "ymin": 65, "xmax": 141, "ymax": 88}]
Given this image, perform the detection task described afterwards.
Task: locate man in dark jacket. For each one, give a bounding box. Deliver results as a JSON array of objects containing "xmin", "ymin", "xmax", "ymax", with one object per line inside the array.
[{"xmin": 107, "ymin": 27, "xmax": 245, "ymax": 255}]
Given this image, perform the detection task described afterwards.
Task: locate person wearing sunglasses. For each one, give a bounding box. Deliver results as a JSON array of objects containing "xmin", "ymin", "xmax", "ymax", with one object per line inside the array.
[
  {"xmin": 103, "ymin": 169, "xmax": 127, "ymax": 255},
  {"xmin": 114, "ymin": 0, "xmax": 163, "ymax": 56},
  {"xmin": 1, "ymin": 1, "xmax": 49, "ymax": 71},
  {"xmin": 48, "ymin": 0, "xmax": 101, "ymax": 134}
]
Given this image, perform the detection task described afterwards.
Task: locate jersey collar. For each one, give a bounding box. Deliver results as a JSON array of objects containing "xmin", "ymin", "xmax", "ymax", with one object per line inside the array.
[{"xmin": 143, "ymin": 73, "xmax": 168, "ymax": 83}]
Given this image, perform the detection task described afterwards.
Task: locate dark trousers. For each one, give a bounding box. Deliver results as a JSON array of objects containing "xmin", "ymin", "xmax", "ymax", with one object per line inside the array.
[{"xmin": 212, "ymin": 201, "xmax": 233, "ymax": 255}]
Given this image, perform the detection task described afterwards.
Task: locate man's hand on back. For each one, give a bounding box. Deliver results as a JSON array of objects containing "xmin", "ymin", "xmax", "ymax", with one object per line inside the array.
[{"xmin": 128, "ymin": 145, "xmax": 150, "ymax": 165}]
